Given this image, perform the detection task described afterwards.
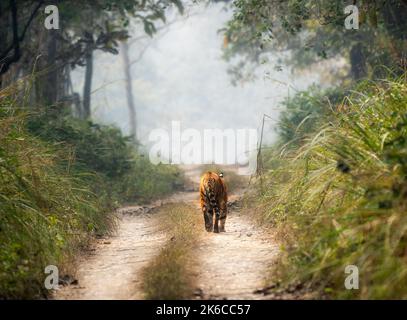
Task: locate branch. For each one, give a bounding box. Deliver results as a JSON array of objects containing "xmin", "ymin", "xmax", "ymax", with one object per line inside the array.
[
  {"xmin": 128, "ymin": 27, "xmax": 172, "ymax": 66},
  {"xmin": 19, "ymin": 1, "xmax": 44, "ymax": 43},
  {"xmin": 128, "ymin": 12, "xmax": 197, "ymax": 46},
  {"xmin": 129, "ymin": 43, "xmax": 151, "ymax": 66},
  {"xmin": 0, "ymin": 0, "xmax": 20, "ymax": 75},
  {"xmin": 0, "ymin": 0, "xmax": 44, "ymax": 75},
  {"xmin": 127, "ymin": 13, "xmax": 198, "ymax": 67}
]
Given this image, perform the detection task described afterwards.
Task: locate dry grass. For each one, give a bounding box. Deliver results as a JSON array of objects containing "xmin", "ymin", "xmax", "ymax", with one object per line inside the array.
[{"xmin": 141, "ymin": 203, "xmax": 202, "ymax": 299}]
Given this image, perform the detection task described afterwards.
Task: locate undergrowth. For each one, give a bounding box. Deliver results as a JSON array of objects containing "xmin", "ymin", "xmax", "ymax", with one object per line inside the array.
[
  {"xmin": 253, "ymin": 75, "xmax": 407, "ymax": 299},
  {"xmin": 0, "ymin": 107, "xmax": 114, "ymax": 298},
  {"xmin": 0, "ymin": 91, "xmax": 184, "ymax": 298}
]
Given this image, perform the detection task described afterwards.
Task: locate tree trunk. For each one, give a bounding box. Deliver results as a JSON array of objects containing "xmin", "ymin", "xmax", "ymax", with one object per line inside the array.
[
  {"xmin": 382, "ymin": 0, "xmax": 407, "ymax": 73},
  {"xmin": 83, "ymin": 49, "xmax": 93, "ymax": 119},
  {"xmin": 350, "ymin": 43, "xmax": 367, "ymax": 80},
  {"xmin": 121, "ymin": 41, "xmax": 137, "ymax": 143},
  {"xmin": 382, "ymin": 0, "xmax": 407, "ymax": 40},
  {"xmin": 44, "ymin": 30, "xmax": 58, "ymax": 105},
  {"xmin": 0, "ymin": 0, "xmax": 20, "ymax": 77}
]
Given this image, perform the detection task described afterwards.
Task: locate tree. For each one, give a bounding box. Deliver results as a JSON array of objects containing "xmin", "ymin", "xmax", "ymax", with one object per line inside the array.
[
  {"xmin": 222, "ymin": 0, "xmax": 407, "ymax": 82},
  {"xmin": 120, "ymin": 15, "xmax": 187, "ymax": 145},
  {"xmin": 121, "ymin": 40, "xmax": 137, "ymax": 140},
  {"xmin": 0, "ymin": 1, "xmax": 44, "ymax": 78},
  {"xmin": 0, "ymin": 0, "xmax": 184, "ymax": 118}
]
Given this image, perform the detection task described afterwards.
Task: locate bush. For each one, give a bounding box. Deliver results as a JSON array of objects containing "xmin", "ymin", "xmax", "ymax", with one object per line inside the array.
[
  {"xmin": 277, "ymin": 86, "xmax": 346, "ymax": 146},
  {"xmin": 116, "ymin": 156, "xmax": 185, "ymax": 203},
  {"xmin": 27, "ymin": 110, "xmax": 133, "ymax": 178},
  {"xmin": 27, "ymin": 109, "xmax": 184, "ymax": 204}
]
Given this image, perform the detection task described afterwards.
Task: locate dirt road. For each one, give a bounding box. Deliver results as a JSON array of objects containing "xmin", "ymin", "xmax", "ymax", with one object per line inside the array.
[
  {"xmin": 55, "ymin": 210, "xmax": 166, "ymax": 300},
  {"xmin": 54, "ymin": 167, "xmax": 278, "ymax": 300}
]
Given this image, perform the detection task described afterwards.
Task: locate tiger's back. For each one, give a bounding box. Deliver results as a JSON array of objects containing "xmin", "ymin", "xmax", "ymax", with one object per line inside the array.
[{"xmin": 199, "ymin": 172, "xmax": 228, "ymax": 233}]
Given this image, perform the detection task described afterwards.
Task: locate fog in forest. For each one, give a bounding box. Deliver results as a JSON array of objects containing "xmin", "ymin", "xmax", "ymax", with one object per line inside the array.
[{"xmin": 72, "ymin": 2, "xmax": 326, "ymax": 153}]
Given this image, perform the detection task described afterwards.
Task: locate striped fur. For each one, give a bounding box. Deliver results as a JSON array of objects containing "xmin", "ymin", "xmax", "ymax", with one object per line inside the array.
[{"xmin": 199, "ymin": 172, "xmax": 228, "ymax": 233}]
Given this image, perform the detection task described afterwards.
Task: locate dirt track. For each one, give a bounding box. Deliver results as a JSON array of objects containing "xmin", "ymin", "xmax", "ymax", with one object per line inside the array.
[
  {"xmin": 54, "ymin": 167, "xmax": 278, "ymax": 300},
  {"xmin": 55, "ymin": 211, "xmax": 166, "ymax": 300},
  {"xmin": 196, "ymin": 212, "xmax": 278, "ymax": 299}
]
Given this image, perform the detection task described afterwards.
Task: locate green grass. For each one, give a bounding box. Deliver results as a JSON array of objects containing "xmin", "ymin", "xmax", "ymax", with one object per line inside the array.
[
  {"xmin": 141, "ymin": 203, "xmax": 201, "ymax": 299},
  {"xmin": 253, "ymin": 75, "xmax": 407, "ymax": 299},
  {"xmin": 0, "ymin": 108, "xmax": 115, "ymax": 298}
]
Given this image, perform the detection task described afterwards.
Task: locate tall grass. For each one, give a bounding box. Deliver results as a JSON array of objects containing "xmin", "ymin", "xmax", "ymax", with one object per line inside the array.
[
  {"xmin": 0, "ymin": 89, "xmax": 184, "ymax": 298},
  {"xmin": 255, "ymin": 76, "xmax": 407, "ymax": 299},
  {"xmin": 0, "ymin": 107, "xmax": 114, "ymax": 298}
]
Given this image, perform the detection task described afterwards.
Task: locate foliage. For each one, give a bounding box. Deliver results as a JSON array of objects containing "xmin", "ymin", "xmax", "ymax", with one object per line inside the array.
[
  {"xmin": 26, "ymin": 109, "xmax": 184, "ymax": 204},
  {"xmin": 223, "ymin": 0, "xmax": 407, "ymax": 81},
  {"xmin": 27, "ymin": 110, "xmax": 132, "ymax": 178},
  {"xmin": 0, "ymin": 103, "xmax": 114, "ymax": 299},
  {"xmin": 116, "ymin": 156, "xmax": 185, "ymax": 204},
  {"xmin": 0, "ymin": 92, "xmax": 184, "ymax": 298},
  {"xmin": 277, "ymin": 86, "xmax": 346, "ymax": 145},
  {"xmin": 0, "ymin": 0, "xmax": 184, "ymax": 74},
  {"xmin": 254, "ymin": 75, "xmax": 407, "ymax": 299}
]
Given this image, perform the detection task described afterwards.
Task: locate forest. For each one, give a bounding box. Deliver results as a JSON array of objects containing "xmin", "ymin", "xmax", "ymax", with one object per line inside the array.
[{"xmin": 0, "ymin": 0, "xmax": 406, "ymax": 301}]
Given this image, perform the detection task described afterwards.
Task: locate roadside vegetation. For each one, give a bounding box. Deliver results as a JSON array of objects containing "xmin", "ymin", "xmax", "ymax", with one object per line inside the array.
[
  {"xmin": 250, "ymin": 75, "xmax": 407, "ymax": 299},
  {"xmin": 1, "ymin": 0, "xmax": 186, "ymax": 299},
  {"xmin": 142, "ymin": 203, "xmax": 201, "ymax": 299},
  {"xmin": 0, "ymin": 93, "xmax": 184, "ymax": 299},
  {"xmin": 223, "ymin": 0, "xmax": 407, "ymax": 299}
]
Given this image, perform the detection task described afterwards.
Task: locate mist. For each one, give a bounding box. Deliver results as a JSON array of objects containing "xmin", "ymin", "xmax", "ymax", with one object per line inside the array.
[{"xmin": 72, "ymin": 2, "xmax": 322, "ymax": 154}]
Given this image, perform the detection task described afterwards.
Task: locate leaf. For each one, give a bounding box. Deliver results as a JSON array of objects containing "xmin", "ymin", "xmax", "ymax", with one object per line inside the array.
[
  {"xmin": 170, "ymin": 0, "xmax": 184, "ymax": 15},
  {"xmin": 143, "ymin": 20, "xmax": 156, "ymax": 37}
]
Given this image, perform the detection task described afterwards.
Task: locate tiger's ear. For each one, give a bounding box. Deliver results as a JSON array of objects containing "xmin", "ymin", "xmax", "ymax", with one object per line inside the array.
[{"xmin": 219, "ymin": 172, "xmax": 224, "ymax": 178}]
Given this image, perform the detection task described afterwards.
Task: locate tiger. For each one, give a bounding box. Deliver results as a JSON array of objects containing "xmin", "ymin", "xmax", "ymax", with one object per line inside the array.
[{"xmin": 199, "ymin": 171, "xmax": 228, "ymax": 233}]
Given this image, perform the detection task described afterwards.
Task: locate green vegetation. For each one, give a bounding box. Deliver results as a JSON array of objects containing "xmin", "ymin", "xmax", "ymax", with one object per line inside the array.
[
  {"xmin": 223, "ymin": 0, "xmax": 407, "ymax": 299},
  {"xmin": 26, "ymin": 110, "xmax": 184, "ymax": 204},
  {"xmin": 0, "ymin": 97, "xmax": 183, "ymax": 299},
  {"xmin": 224, "ymin": 0, "xmax": 406, "ymax": 82},
  {"xmin": 142, "ymin": 203, "xmax": 201, "ymax": 299},
  {"xmin": 277, "ymin": 86, "xmax": 346, "ymax": 145},
  {"xmin": 253, "ymin": 75, "xmax": 407, "ymax": 299},
  {"xmin": 1, "ymin": 0, "xmax": 186, "ymax": 299},
  {"xmin": 0, "ymin": 106, "xmax": 108, "ymax": 298}
]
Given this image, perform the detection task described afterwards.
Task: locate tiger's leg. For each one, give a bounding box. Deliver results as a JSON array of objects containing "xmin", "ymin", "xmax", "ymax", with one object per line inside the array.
[
  {"xmin": 202, "ymin": 205, "xmax": 213, "ymax": 232},
  {"xmin": 219, "ymin": 200, "xmax": 227, "ymax": 232},
  {"xmin": 213, "ymin": 205, "xmax": 220, "ymax": 233}
]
